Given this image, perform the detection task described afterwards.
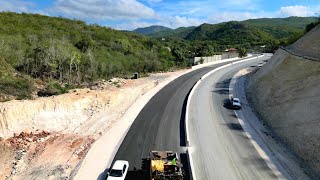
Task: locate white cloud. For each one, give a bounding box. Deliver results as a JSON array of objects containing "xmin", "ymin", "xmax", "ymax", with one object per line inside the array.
[
  {"xmin": 115, "ymin": 15, "xmax": 204, "ymax": 30},
  {"xmin": 0, "ymin": 0, "xmax": 34, "ymax": 12},
  {"xmin": 114, "ymin": 21, "xmax": 156, "ymax": 30},
  {"xmin": 207, "ymin": 5, "xmax": 319, "ymax": 25},
  {"xmin": 208, "ymin": 11, "xmax": 271, "ymax": 24},
  {"xmin": 1, "ymin": 0, "xmax": 319, "ymax": 31},
  {"xmin": 52, "ymin": 0, "xmax": 156, "ymax": 20},
  {"xmin": 112, "ymin": 3, "xmax": 320, "ymax": 30},
  {"xmin": 278, "ymin": 5, "xmax": 315, "ymax": 17},
  {"xmin": 217, "ymin": 0, "xmax": 259, "ymax": 10},
  {"xmin": 164, "ymin": 16, "xmax": 204, "ymax": 28},
  {"xmin": 147, "ymin": 0, "xmax": 162, "ymax": 3}
]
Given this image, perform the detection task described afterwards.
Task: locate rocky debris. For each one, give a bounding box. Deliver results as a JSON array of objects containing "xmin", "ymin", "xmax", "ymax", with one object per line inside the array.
[
  {"xmin": 0, "ymin": 69, "xmax": 189, "ymax": 179},
  {"xmin": 48, "ymin": 165, "xmax": 71, "ymax": 180},
  {"xmin": 0, "ymin": 142, "xmax": 14, "ymax": 180},
  {"xmin": 73, "ymin": 138, "xmax": 95, "ymax": 159},
  {"xmin": 89, "ymin": 78, "xmax": 126, "ymax": 90},
  {"xmin": 2, "ymin": 131, "xmax": 53, "ymax": 178},
  {"xmin": 6, "ymin": 131, "xmax": 51, "ymax": 150},
  {"xmin": 0, "ymin": 132, "xmax": 95, "ymax": 179}
]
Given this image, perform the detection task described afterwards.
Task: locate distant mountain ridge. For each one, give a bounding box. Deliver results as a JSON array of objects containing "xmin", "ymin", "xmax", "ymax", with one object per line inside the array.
[
  {"xmin": 150, "ymin": 26, "xmax": 197, "ymax": 39},
  {"xmin": 132, "ymin": 25, "xmax": 172, "ymax": 35},
  {"xmin": 133, "ymin": 17, "xmax": 316, "ymax": 42}
]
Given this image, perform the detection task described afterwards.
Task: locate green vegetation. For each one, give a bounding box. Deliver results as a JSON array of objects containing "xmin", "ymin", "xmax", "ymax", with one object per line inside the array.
[
  {"xmin": 133, "ymin": 25, "xmax": 172, "ymax": 35},
  {"xmin": 238, "ymin": 48, "xmax": 248, "ymax": 58},
  {"xmin": 305, "ymin": 17, "xmax": 320, "ymax": 33},
  {"xmin": 136, "ymin": 16, "xmax": 316, "ymax": 52},
  {"xmin": 148, "ymin": 27, "xmax": 197, "ymax": 39},
  {"xmin": 1, "ymin": 13, "xmax": 318, "ymax": 101},
  {"xmin": 185, "ymin": 22, "xmax": 274, "ymax": 47},
  {"xmin": 0, "ymin": 58, "xmax": 34, "ymax": 100},
  {"xmin": 280, "ymin": 16, "xmax": 320, "ymax": 46},
  {"xmin": 199, "ymin": 57, "xmax": 204, "ymax": 64},
  {"xmin": 0, "ymin": 12, "xmax": 182, "ymax": 100}
]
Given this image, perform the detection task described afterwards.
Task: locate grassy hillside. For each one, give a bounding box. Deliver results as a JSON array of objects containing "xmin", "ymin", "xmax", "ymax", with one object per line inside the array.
[
  {"xmin": 133, "ymin": 25, "xmax": 172, "ymax": 35},
  {"xmin": 0, "ymin": 12, "xmax": 181, "ymax": 101}
]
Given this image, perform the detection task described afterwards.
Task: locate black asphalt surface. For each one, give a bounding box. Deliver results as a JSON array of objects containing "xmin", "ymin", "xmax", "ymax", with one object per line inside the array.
[{"xmin": 110, "ymin": 58, "xmax": 254, "ymax": 180}]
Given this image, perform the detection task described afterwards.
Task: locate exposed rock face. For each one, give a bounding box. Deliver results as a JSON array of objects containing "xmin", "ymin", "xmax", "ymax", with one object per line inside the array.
[
  {"xmin": 0, "ymin": 89, "xmax": 110, "ymax": 138},
  {"xmin": 0, "ymin": 70, "xmax": 188, "ymax": 179},
  {"xmin": 247, "ymin": 25, "xmax": 320, "ymax": 178}
]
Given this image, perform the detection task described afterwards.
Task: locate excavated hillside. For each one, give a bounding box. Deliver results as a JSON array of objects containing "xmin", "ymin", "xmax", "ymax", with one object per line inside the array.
[
  {"xmin": 247, "ymin": 25, "xmax": 320, "ymax": 178},
  {"xmin": 0, "ymin": 70, "xmax": 188, "ymax": 179}
]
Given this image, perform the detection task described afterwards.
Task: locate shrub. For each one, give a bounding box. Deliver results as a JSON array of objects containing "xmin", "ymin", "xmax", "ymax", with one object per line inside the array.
[
  {"xmin": 0, "ymin": 76, "xmax": 34, "ymax": 100},
  {"xmin": 199, "ymin": 57, "xmax": 204, "ymax": 64}
]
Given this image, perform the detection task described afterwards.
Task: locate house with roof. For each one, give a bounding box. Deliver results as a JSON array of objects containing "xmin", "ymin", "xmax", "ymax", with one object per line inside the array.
[{"xmin": 222, "ymin": 48, "xmax": 239, "ymax": 59}]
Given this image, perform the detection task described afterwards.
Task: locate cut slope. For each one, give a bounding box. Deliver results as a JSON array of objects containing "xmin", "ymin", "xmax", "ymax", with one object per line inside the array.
[{"xmin": 247, "ymin": 25, "xmax": 320, "ymax": 178}]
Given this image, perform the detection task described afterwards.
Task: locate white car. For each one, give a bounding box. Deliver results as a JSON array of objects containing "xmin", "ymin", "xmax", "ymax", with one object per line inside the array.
[
  {"xmin": 107, "ymin": 160, "xmax": 129, "ymax": 180},
  {"xmin": 231, "ymin": 98, "xmax": 241, "ymax": 109}
]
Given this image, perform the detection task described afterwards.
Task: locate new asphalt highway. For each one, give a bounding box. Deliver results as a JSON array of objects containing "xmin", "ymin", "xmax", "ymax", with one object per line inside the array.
[
  {"xmin": 188, "ymin": 55, "xmax": 277, "ymax": 179},
  {"xmin": 112, "ymin": 55, "xmax": 274, "ymax": 179}
]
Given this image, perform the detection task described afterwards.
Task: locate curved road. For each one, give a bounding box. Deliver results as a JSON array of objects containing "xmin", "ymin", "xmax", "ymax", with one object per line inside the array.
[
  {"xmin": 188, "ymin": 56, "xmax": 276, "ymax": 180},
  {"xmin": 112, "ymin": 56, "xmax": 273, "ymax": 179}
]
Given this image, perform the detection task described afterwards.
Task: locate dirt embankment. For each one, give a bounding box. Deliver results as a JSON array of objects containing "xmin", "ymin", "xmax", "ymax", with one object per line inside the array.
[
  {"xmin": 247, "ymin": 25, "xmax": 320, "ymax": 178},
  {"xmin": 0, "ymin": 70, "xmax": 188, "ymax": 179}
]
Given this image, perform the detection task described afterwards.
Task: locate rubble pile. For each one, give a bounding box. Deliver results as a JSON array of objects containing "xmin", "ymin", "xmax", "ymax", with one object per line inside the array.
[{"xmin": 5, "ymin": 131, "xmax": 51, "ymax": 150}]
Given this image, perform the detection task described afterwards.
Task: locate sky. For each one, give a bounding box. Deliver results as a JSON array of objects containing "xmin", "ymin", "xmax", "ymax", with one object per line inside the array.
[{"xmin": 0, "ymin": 0, "xmax": 319, "ymax": 30}]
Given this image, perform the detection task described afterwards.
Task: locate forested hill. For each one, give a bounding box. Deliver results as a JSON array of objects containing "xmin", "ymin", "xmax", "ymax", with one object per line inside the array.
[
  {"xmin": 134, "ymin": 26, "xmax": 197, "ymax": 39},
  {"xmin": 143, "ymin": 17, "xmax": 316, "ymax": 44},
  {"xmin": 138, "ymin": 16, "xmax": 316, "ymax": 56},
  {"xmin": 0, "ymin": 13, "xmax": 317, "ymax": 101},
  {"xmin": 133, "ymin": 25, "xmax": 172, "ymax": 35},
  {"xmin": 0, "ymin": 12, "xmax": 179, "ymax": 100}
]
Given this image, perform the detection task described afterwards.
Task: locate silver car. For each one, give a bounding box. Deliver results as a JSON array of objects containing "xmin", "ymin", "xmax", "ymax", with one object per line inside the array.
[{"xmin": 231, "ymin": 98, "xmax": 241, "ymax": 109}]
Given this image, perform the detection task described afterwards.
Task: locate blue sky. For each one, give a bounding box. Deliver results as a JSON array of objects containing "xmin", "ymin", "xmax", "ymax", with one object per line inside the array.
[{"xmin": 0, "ymin": 0, "xmax": 319, "ymax": 30}]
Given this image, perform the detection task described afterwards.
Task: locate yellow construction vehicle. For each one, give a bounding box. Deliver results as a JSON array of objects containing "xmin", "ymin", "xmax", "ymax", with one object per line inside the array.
[{"xmin": 142, "ymin": 151, "xmax": 184, "ymax": 180}]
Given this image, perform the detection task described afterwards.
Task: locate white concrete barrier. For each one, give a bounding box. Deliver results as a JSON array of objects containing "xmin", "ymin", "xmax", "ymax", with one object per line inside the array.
[{"xmin": 191, "ymin": 54, "xmax": 253, "ymax": 70}]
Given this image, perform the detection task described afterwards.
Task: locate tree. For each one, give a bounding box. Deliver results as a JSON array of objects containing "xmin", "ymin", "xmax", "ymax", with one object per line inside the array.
[
  {"xmin": 199, "ymin": 57, "xmax": 204, "ymax": 64},
  {"xmin": 238, "ymin": 48, "xmax": 247, "ymax": 58},
  {"xmin": 68, "ymin": 51, "xmax": 81, "ymax": 83},
  {"xmin": 305, "ymin": 15, "xmax": 320, "ymax": 33}
]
